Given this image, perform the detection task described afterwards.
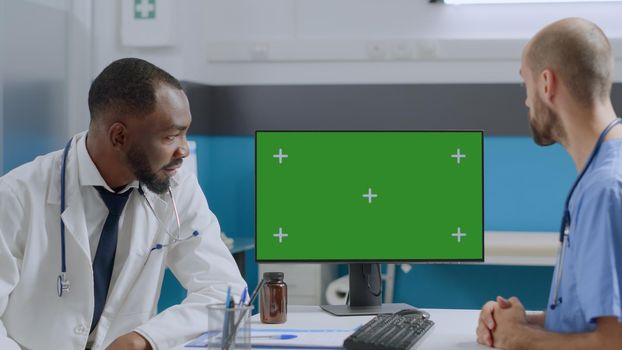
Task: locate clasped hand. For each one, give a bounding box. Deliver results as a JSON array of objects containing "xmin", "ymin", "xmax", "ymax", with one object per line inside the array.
[{"xmin": 476, "ymin": 296, "xmax": 529, "ymax": 349}]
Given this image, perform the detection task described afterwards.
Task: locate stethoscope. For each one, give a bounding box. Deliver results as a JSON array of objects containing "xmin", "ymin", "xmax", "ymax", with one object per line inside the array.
[
  {"xmin": 549, "ymin": 117, "xmax": 622, "ymax": 310},
  {"xmin": 57, "ymin": 138, "xmax": 200, "ymax": 297}
]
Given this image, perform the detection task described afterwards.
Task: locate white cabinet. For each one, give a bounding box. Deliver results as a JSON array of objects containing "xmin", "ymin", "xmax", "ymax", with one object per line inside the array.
[{"xmin": 258, "ymin": 264, "xmax": 338, "ymax": 305}]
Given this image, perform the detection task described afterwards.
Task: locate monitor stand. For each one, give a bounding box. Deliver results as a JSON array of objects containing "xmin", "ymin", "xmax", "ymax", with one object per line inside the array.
[{"xmin": 321, "ymin": 263, "xmax": 414, "ymax": 316}]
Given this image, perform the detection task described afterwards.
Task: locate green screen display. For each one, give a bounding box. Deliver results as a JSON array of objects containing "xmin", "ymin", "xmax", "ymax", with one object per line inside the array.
[{"xmin": 256, "ymin": 131, "xmax": 483, "ymax": 262}]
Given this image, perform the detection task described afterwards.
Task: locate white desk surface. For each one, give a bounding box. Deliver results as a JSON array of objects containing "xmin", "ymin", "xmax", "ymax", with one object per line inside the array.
[{"xmin": 176, "ymin": 305, "xmax": 488, "ymax": 349}]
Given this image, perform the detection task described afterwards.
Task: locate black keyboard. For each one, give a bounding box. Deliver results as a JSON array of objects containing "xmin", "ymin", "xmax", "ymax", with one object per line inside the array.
[{"xmin": 343, "ymin": 309, "xmax": 434, "ymax": 350}]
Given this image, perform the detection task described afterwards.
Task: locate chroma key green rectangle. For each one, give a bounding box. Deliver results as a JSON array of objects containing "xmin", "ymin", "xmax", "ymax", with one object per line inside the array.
[{"xmin": 256, "ymin": 131, "xmax": 483, "ymax": 262}]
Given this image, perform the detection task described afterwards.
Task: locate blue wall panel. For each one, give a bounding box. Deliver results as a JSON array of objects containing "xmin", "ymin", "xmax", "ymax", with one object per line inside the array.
[
  {"xmin": 394, "ymin": 264, "xmax": 554, "ymax": 310},
  {"xmin": 484, "ymin": 137, "xmax": 575, "ymax": 231}
]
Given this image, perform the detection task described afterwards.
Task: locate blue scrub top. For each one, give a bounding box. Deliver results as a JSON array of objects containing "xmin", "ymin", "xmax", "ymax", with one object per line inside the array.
[{"xmin": 545, "ymin": 139, "xmax": 622, "ymax": 333}]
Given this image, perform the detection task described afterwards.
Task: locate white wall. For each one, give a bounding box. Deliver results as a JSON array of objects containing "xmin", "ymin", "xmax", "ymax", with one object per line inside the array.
[
  {"xmin": 1, "ymin": 0, "xmax": 91, "ymax": 173},
  {"xmin": 93, "ymin": 0, "xmax": 622, "ymax": 85}
]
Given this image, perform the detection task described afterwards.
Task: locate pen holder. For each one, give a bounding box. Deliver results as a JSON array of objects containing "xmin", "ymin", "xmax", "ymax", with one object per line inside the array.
[{"xmin": 206, "ymin": 303, "xmax": 253, "ymax": 350}]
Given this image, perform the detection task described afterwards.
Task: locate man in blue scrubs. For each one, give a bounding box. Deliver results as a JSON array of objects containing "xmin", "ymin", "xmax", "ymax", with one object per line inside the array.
[{"xmin": 476, "ymin": 18, "xmax": 622, "ymax": 349}]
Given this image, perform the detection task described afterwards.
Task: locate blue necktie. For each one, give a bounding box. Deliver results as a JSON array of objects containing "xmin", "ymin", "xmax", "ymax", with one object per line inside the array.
[{"xmin": 91, "ymin": 186, "xmax": 133, "ymax": 333}]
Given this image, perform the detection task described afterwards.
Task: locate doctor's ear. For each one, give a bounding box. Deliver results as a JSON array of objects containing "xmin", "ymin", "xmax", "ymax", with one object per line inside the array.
[
  {"xmin": 108, "ymin": 122, "xmax": 128, "ymax": 150},
  {"xmin": 540, "ymin": 69, "xmax": 557, "ymax": 105}
]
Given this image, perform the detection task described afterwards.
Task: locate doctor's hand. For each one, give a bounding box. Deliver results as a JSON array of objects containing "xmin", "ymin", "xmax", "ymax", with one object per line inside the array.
[
  {"xmin": 105, "ymin": 332, "xmax": 152, "ymax": 350},
  {"xmin": 490, "ymin": 296, "xmax": 529, "ymax": 350},
  {"xmin": 476, "ymin": 297, "xmax": 512, "ymax": 347}
]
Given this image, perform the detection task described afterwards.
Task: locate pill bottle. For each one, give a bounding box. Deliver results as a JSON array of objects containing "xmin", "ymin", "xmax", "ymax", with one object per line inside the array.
[{"xmin": 260, "ymin": 272, "xmax": 287, "ymax": 324}]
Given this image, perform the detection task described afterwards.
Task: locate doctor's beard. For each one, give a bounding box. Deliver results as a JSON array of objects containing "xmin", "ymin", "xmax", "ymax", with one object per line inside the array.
[
  {"xmin": 528, "ymin": 94, "xmax": 564, "ymax": 146},
  {"xmin": 126, "ymin": 144, "xmax": 172, "ymax": 195}
]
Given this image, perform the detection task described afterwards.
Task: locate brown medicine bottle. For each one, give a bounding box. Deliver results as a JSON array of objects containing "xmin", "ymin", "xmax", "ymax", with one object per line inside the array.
[{"xmin": 260, "ymin": 272, "xmax": 287, "ymax": 324}]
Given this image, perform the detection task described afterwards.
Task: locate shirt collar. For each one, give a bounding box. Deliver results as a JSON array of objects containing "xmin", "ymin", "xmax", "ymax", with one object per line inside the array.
[{"xmin": 77, "ymin": 133, "xmax": 139, "ymax": 193}]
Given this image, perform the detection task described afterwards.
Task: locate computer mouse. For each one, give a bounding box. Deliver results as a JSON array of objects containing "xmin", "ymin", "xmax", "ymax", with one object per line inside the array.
[{"xmin": 395, "ymin": 308, "xmax": 431, "ymax": 320}]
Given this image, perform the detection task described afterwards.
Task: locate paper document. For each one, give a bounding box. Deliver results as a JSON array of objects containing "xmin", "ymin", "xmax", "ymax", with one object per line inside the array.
[
  {"xmin": 249, "ymin": 327, "xmax": 357, "ymax": 349},
  {"xmin": 249, "ymin": 308, "xmax": 370, "ymax": 349},
  {"xmin": 185, "ymin": 326, "xmax": 359, "ymax": 349},
  {"xmin": 186, "ymin": 307, "xmax": 372, "ymax": 349}
]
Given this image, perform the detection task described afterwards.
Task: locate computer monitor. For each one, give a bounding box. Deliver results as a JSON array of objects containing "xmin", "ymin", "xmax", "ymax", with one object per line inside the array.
[{"xmin": 255, "ymin": 131, "xmax": 483, "ymax": 316}]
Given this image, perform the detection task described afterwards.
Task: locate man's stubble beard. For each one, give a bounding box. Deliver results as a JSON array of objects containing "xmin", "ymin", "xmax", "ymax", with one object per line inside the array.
[{"xmin": 126, "ymin": 144, "xmax": 171, "ymax": 194}]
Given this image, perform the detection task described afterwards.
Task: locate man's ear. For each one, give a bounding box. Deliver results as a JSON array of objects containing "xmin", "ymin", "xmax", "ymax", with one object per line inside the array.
[
  {"xmin": 108, "ymin": 122, "xmax": 128, "ymax": 151},
  {"xmin": 540, "ymin": 69, "xmax": 557, "ymax": 106}
]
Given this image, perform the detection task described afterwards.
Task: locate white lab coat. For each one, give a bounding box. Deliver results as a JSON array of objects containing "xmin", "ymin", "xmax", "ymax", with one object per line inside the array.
[{"xmin": 0, "ymin": 133, "xmax": 247, "ymax": 349}]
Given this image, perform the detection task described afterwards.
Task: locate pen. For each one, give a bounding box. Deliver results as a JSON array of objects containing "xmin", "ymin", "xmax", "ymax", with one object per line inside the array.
[
  {"xmin": 224, "ymin": 285, "xmax": 232, "ymax": 308},
  {"xmin": 252, "ymin": 334, "xmax": 298, "ymax": 340},
  {"xmin": 221, "ymin": 286, "xmax": 232, "ymax": 349},
  {"xmin": 239, "ymin": 287, "xmax": 248, "ymax": 306},
  {"xmin": 218, "ymin": 334, "xmax": 298, "ymax": 340}
]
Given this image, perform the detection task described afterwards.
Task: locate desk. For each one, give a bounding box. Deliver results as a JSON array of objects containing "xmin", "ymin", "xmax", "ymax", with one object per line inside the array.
[{"xmin": 176, "ymin": 305, "xmax": 487, "ymax": 349}]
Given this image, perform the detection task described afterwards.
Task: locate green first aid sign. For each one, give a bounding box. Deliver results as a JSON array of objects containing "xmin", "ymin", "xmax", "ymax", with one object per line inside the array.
[
  {"xmin": 256, "ymin": 131, "xmax": 484, "ymax": 262},
  {"xmin": 135, "ymin": 0, "xmax": 156, "ymax": 19}
]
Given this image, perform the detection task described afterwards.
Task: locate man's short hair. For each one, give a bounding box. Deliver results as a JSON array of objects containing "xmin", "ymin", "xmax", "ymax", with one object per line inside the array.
[
  {"xmin": 88, "ymin": 57, "xmax": 183, "ymax": 121},
  {"xmin": 526, "ymin": 18, "xmax": 613, "ymax": 107}
]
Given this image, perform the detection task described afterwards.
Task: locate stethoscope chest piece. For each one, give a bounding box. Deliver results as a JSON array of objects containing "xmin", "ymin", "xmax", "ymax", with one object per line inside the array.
[{"xmin": 57, "ymin": 273, "xmax": 70, "ymax": 297}]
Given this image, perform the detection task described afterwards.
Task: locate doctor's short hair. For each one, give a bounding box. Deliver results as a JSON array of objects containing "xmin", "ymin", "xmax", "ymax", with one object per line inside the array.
[
  {"xmin": 88, "ymin": 57, "xmax": 183, "ymax": 121},
  {"xmin": 525, "ymin": 18, "xmax": 613, "ymax": 107}
]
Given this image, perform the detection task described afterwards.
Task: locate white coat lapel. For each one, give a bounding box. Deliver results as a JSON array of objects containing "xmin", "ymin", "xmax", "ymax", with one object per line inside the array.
[{"xmin": 52, "ymin": 135, "xmax": 91, "ymax": 261}]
